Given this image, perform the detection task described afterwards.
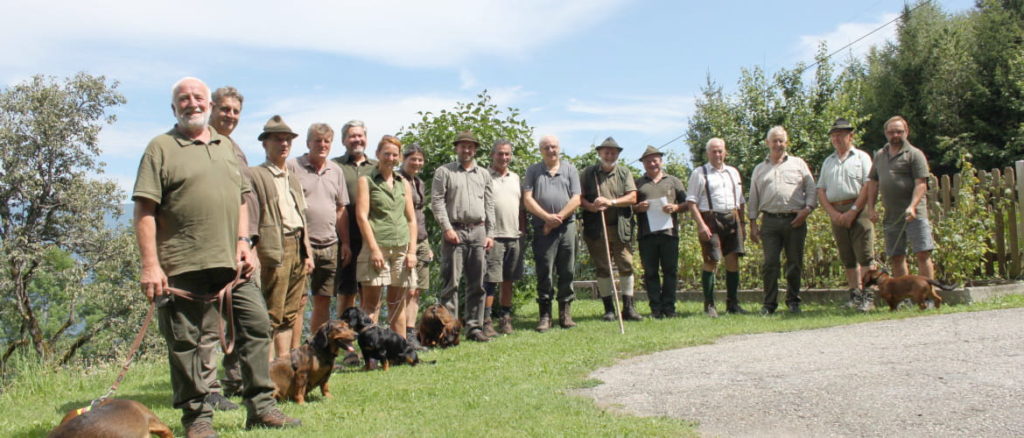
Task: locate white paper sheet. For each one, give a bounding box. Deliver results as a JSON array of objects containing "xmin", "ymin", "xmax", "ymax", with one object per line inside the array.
[{"xmin": 646, "ymin": 196, "xmax": 673, "ymax": 232}]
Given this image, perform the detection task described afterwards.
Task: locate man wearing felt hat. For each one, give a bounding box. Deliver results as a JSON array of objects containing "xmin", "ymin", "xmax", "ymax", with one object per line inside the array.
[
  {"xmin": 431, "ymin": 130, "xmax": 496, "ymax": 342},
  {"xmin": 817, "ymin": 118, "xmax": 876, "ymax": 311},
  {"xmin": 632, "ymin": 146, "xmax": 687, "ymax": 318},
  {"xmin": 581, "ymin": 137, "xmax": 641, "ymax": 321},
  {"xmin": 249, "ymin": 115, "xmax": 314, "ymax": 359}
]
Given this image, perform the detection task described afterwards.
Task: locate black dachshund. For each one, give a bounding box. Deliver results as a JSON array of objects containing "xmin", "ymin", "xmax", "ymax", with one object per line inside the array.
[{"xmin": 341, "ymin": 307, "xmax": 420, "ymax": 371}]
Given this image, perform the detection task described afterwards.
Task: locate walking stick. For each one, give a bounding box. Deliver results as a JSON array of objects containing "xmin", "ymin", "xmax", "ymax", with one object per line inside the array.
[{"xmin": 595, "ymin": 173, "xmax": 625, "ymax": 334}]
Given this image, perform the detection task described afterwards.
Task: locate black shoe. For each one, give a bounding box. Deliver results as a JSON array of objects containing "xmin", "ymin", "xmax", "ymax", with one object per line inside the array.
[
  {"xmin": 726, "ymin": 304, "xmax": 749, "ymax": 315},
  {"xmin": 601, "ymin": 296, "xmax": 616, "ymax": 321},
  {"xmin": 206, "ymin": 392, "xmax": 238, "ymax": 411},
  {"xmin": 787, "ymin": 303, "xmax": 802, "ymax": 314},
  {"xmin": 245, "ymin": 408, "xmax": 301, "ymax": 430},
  {"xmin": 662, "ymin": 309, "xmax": 677, "ymax": 318},
  {"xmin": 406, "ymin": 328, "xmax": 427, "ymax": 351},
  {"xmin": 760, "ymin": 306, "xmax": 775, "ymax": 316},
  {"xmin": 651, "ymin": 309, "xmax": 663, "ymax": 319}
]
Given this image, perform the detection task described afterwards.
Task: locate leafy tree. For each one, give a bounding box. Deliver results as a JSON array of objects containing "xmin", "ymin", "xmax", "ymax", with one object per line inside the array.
[
  {"xmin": 397, "ymin": 90, "xmax": 538, "ymax": 305},
  {"xmin": 0, "ymin": 73, "xmax": 139, "ymax": 371}
]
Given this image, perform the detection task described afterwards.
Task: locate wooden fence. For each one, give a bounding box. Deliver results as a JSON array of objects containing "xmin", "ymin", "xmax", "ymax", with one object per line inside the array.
[{"xmin": 927, "ymin": 160, "xmax": 1024, "ymax": 279}]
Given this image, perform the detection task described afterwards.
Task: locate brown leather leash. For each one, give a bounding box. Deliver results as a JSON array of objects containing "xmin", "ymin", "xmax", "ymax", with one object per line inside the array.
[{"xmin": 94, "ymin": 266, "xmax": 245, "ymax": 406}]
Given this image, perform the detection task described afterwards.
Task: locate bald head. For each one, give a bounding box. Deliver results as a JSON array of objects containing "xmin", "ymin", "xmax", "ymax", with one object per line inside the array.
[{"xmin": 539, "ymin": 135, "xmax": 560, "ymax": 164}]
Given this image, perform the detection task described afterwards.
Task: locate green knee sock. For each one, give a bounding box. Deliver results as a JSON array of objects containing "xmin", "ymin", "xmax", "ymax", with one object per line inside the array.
[
  {"xmin": 701, "ymin": 270, "xmax": 715, "ymax": 303},
  {"xmin": 726, "ymin": 271, "xmax": 740, "ymax": 301}
]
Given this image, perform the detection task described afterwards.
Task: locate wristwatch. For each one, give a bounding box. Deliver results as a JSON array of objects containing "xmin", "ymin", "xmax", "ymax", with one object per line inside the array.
[
  {"xmin": 850, "ymin": 205, "xmax": 858, "ymax": 211},
  {"xmin": 238, "ymin": 236, "xmax": 254, "ymax": 248}
]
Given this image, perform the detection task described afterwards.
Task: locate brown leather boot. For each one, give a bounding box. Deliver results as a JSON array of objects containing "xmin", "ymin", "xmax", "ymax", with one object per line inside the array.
[
  {"xmin": 558, "ymin": 301, "xmax": 576, "ymax": 328},
  {"xmin": 498, "ymin": 313, "xmax": 514, "ymax": 334},
  {"xmin": 535, "ymin": 301, "xmax": 552, "ymax": 332},
  {"xmin": 482, "ymin": 317, "xmax": 499, "ymax": 337},
  {"xmin": 245, "ymin": 408, "xmax": 301, "ymax": 430}
]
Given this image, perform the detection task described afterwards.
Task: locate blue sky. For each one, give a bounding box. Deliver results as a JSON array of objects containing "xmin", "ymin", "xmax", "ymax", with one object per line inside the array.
[{"xmin": 3, "ymin": 0, "xmax": 974, "ymax": 197}]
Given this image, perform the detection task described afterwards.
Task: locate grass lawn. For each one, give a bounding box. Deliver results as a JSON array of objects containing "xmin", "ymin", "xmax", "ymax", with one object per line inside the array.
[{"xmin": 4, "ymin": 294, "xmax": 1024, "ymax": 437}]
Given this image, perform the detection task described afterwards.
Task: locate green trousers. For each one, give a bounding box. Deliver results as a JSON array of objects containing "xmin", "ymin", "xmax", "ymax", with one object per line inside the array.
[{"xmin": 159, "ymin": 267, "xmax": 277, "ymax": 427}]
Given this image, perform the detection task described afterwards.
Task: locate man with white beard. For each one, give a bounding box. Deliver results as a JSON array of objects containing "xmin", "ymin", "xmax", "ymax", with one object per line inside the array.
[
  {"xmin": 133, "ymin": 77, "xmax": 300, "ymax": 437},
  {"xmin": 580, "ymin": 137, "xmax": 641, "ymax": 322}
]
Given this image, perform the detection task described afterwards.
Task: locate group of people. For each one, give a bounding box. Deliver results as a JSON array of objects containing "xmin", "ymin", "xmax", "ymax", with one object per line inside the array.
[{"xmin": 133, "ymin": 76, "xmax": 937, "ymax": 437}]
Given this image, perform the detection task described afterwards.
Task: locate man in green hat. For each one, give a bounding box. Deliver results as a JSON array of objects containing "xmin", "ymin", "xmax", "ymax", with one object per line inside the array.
[
  {"xmin": 249, "ymin": 115, "xmax": 314, "ymax": 359},
  {"xmin": 817, "ymin": 118, "xmax": 875, "ymax": 311},
  {"xmin": 133, "ymin": 77, "xmax": 300, "ymax": 437},
  {"xmin": 431, "ymin": 130, "xmax": 496, "ymax": 342},
  {"xmin": 581, "ymin": 137, "xmax": 641, "ymax": 321},
  {"xmin": 632, "ymin": 146, "xmax": 687, "ymax": 318}
]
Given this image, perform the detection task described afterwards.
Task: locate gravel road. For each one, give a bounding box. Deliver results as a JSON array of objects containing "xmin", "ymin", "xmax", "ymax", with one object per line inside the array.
[{"xmin": 579, "ymin": 308, "xmax": 1024, "ymax": 437}]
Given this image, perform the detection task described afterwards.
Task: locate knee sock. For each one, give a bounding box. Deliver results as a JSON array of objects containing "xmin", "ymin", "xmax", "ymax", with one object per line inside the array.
[
  {"xmin": 620, "ymin": 275, "xmax": 634, "ymax": 297},
  {"xmin": 701, "ymin": 270, "xmax": 715, "ymax": 303},
  {"xmin": 726, "ymin": 271, "xmax": 740, "ymax": 301}
]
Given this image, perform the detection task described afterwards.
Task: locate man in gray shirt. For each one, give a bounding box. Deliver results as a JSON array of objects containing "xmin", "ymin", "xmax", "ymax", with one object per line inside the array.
[
  {"xmin": 523, "ymin": 135, "xmax": 581, "ymax": 332},
  {"xmin": 431, "ymin": 131, "xmax": 496, "ymax": 342}
]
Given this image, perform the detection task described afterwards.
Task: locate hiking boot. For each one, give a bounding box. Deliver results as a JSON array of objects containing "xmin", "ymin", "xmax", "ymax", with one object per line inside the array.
[
  {"xmin": 601, "ymin": 296, "xmax": 616, "ymax": 321},
  {"xmin": 536, "ymin": 301, "xmax": 553, "ymax": 332},
  {"xmin": 206, "ymin": 392, "xmax": 238, "ymax": 411},
  {"xmin": 726, "ymin": 299, "xmax": 749, "ymax": 314},
  {"xmin": 186, "ymin": 421, "xmax": 218, "ymax": 438},
  {"xmin": 621, "ymin": 296, "xmax": 643, "ymax": 321},
  {"xmin": 341, "ymin": 350, "xmax": 361, "ymax": 366},
  {"xmin": 406, "ymin": 328, "xmax": 427, "ymax": 352},
  {"xmin": 845, "ymin": 288, "xmax": 863, "ymax": 309},
  {"xmin": 558, "ymin": 301, "xmax": 576, "ymax": 329},
  {"xmin": 482, "ymin": 317, "xmax": 499, "ymax": 338},
  {"xmin": 466, "ymin": 329, "xmax": 490, "ymax": 342},
  {"xmin": 245, "ymin": 408, "xmax": 301, "ymax": 430},
  {"xmin": 703, "ymin": 302, "xmax": 719, "ymax": 318},
  {"xmin": 858, "ymin": 289, "xmax": 875, "ymax": 312},
  {"xmin": 498, "ymin": 314, "xmax": 514, "ymax": 334}
]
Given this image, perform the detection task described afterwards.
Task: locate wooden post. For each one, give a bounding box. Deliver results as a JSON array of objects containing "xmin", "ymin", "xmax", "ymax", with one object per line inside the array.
[
  {"xmin": 990, "ymin": 169, "xmax": 1006, "ymax": 277},
  {"xmin": 927, "ymin": 174, "xmax": 939, "ymax": 219},
  {"xmin": 941, "ymin": 174, "xmax": 952, "ymax": 216},
  {"xmin": 1013, "ymin": 161, "xmax": 1024, "ymax": 278}
]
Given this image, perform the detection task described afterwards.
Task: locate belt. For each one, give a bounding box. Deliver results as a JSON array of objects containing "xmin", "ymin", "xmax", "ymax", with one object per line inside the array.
[
  {"xmin": 451, "ymin": 222, "xmax": 483, "ymax": 230},
  {"xmin": 830, "ymin": 198, "xmax": 856, "ymax": 207},
  {"xmin": 283, "ymin": 230, "xmax": 301, "ymax": 238},
  {"xmin": 760, "ymin": 211, "xmax": 797, "ymax": 218}
]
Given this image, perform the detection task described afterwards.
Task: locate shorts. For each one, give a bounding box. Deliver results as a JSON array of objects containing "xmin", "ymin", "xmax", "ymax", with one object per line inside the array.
[
  {"xmin": 699, "ymin": 211, "xmax": 744, "ymax": 263},
  {"xmin": 829, "ymin": 204, "xmax": 874, "ymax": 269},
  {"xmin": 883, "ymin": 217, "xmax": 935, "ymax": 257},
  {"xmin": 356, "ymin": 244, "xmax": 416, "ymax": 288},
  {"xmin": 485, "ymin": 237, "xmax": 525, "ymax": 283},
  {"xmin": 309, "ymin": 244, "xmax": 338, "ymax": 297}
]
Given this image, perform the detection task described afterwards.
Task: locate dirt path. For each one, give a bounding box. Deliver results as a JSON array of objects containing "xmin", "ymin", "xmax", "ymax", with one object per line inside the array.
[{"xmin": 579, "ymin": 308, "xmax": 1024, "ymax": 437}]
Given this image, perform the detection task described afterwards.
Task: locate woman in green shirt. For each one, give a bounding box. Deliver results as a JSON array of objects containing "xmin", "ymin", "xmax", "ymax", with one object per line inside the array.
[{"xmin": 355, "ymin": 135, "xmax": 418, "ymax": 338}]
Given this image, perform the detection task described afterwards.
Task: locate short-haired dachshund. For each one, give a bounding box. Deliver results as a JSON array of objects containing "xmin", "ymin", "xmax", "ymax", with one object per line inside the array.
[
  {"xmin": 48, "ymin": 398, "xmax": 172, "ymax": 438},
  {"xmin": 862, "ymin": 268, "xmax": 955, "ymax": 311},
  {"xmin": 269, "ymin": 319, "xmax": 357, "ymax": 403}
]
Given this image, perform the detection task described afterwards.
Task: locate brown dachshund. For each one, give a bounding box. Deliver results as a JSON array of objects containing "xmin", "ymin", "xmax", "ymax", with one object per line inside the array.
[
  {"xmin": 416, "ymin": 304, "xmax": 461, "ymax": 349},
  {"xmin": 862, "ymin": 268, "xmax": 955, "ymax": 311},
  {"xmin": 48, "ymin": 398, "xmax": 172, "ymax": 438},
  {"xmin": 269, "ymin": 319, "xmax": 356, "ymax": 404}
]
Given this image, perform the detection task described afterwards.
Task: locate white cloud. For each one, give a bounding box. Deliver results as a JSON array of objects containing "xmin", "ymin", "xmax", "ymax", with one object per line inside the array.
[
  {"xmin": 538, "ymin": 95, "xmax": 694, "ymax": 136},
  {"xmin": 1, "ymin": 0, "xmax": 628, "ymax": 70},
  {"xmin": 796, "ymin": 13, "xmax": 899, "ymax": 63},
  {"xmin": 459, "ymin": 69, "xmax": 477, "ymax": 90}
]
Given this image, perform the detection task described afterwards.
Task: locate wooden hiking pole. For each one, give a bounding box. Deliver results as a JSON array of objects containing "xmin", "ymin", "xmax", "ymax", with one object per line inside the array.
[{"xmin": 595, "ymin": 173, "xmax": 625, "ymax": 334}]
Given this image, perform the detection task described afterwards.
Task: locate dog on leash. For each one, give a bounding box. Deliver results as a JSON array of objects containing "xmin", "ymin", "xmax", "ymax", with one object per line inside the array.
[
  {"xmin": 416, "ymin": 304, "xmax": 461, "ymax": 349},
  {"xmin": 862, "ymin": 268, "xmax": 955, "ymax": 311},
  {"xmin": 48, "ymin": 398, "xmax": 172, "ymax": 438},
  {"xmin": 340, "ymin": 306, "xmax": 420, "ymax": 371},
  {"xmin": 269, "ymin": 319, "xmax": 357, "ymax": 404}
]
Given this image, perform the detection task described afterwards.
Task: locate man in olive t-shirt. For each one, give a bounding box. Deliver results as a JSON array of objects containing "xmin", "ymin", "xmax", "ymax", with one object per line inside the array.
[
  {"xmin": 865, "ymin": 116, "xmax": 935, "ymax": 283},
  {"xmin": 132, "ymin": 77, "xmax": 299, "ymax": 436}
]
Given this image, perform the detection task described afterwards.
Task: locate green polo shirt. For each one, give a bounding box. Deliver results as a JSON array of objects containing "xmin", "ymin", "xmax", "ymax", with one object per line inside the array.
[
  {"xmin": 365, "ymin": 168, "xmax": 409, "ymax": 248},
  {"xmin": 332, "ymin": 152, "xmax": 378, "ymax": 209},
  {"xmin": 868, "ymin": 143, "xmax": 930, "ymax": 226},
  {"xmin": 132, "ymin": 126, "xmax": 247, "ymax": 277},
  {"xmin": 635, "ymin": 172, "xmax": 686, "ymax": 238}
]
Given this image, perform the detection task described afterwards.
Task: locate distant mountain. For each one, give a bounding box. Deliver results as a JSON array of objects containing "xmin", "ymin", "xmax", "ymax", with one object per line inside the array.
[{"xmin": 104, "ymin": 202, "xmax": 134, "ymax": 229}]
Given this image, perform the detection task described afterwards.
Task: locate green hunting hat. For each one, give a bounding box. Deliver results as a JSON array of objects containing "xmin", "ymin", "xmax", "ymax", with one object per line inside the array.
[
  {"xmin": 829, "ymin": 118, "xmax": 854, "ymax": 134},
  {"xmin": 595, "ymin": 136, "xmax": 623, "ymax": 151},
  {"xmin": 258, "ymin": 115, "xmax": 299, "ymax": 141},
  {"xmin": 452, "ymin": 130, "xmax": 480, "ymax": 147},
  {"xmin": 639, "ymin": 145, "xmax": 663, "ymax": 160}
]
